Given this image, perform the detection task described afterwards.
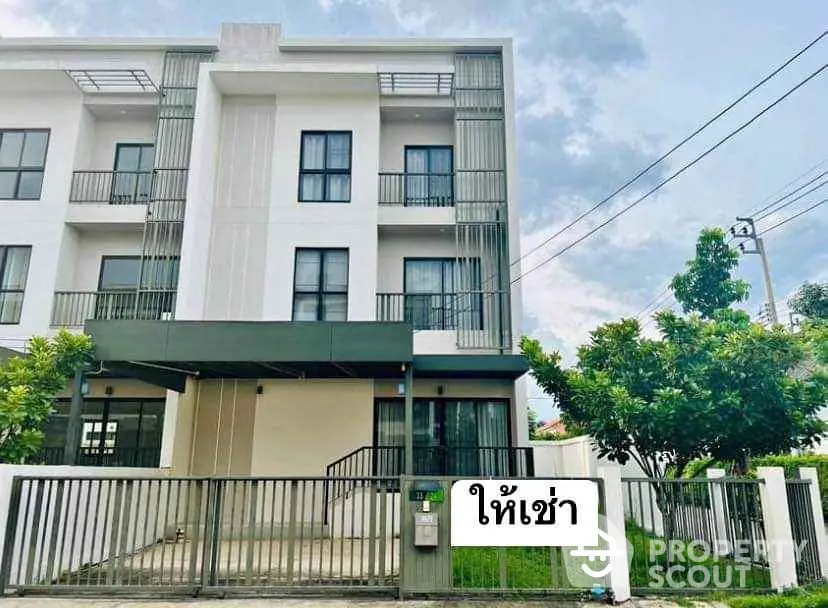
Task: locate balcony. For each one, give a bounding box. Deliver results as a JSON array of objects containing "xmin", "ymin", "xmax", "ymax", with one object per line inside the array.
[
  {"xmin": 378, "ymin": 172, "xmax": 454, "ymax": 207},
  {"xmin": 376, "ymin": 293, "xmax": 484, "ymax": 331},
  {"xmin": 35, "ymin": 446, "xmax": 160, "ymax": 468},
  {"xmin": 327, "ymin": 445, "xmax": 533, "ymax": 480},
  {"xmin": 51, "ymin": 290, "xmax": 176, "ymax": 328},
  {"xmin": 377, "ymin": 172, "xmax": 455, "ymax": 227}
]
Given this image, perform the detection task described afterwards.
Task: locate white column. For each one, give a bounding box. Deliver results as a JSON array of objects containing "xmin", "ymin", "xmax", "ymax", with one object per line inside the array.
[
  {"xmin": 597, "ymin": 464, "xmax": 631, "ymax": 602},
  {"xmin": 158, "ymin": 390, "xmax": 179, "ymax": 468},
  {"xmin": 799, "ymin": 467, "xmax": 828, "ymax": 579},
  {"xmin": 757, "ymin": 466, "xmax": 798, "ymax": 590},
  {"xmin": 707, "ymin": 468, "xmax": 730, "ymax": 556}
]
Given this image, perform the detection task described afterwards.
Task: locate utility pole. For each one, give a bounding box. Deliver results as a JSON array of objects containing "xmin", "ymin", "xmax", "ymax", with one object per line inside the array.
[{"xmin": 730, "ymin": 216, "xmax": 779, "ymax": 325}]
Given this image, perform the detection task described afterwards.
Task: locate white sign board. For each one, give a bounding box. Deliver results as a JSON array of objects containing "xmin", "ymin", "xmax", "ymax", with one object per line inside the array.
[{"xmin": 450, "ymin": 479, "xmax": 599, "ymax": 547}]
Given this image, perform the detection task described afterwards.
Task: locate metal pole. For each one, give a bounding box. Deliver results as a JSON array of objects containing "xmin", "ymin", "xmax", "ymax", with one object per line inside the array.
[
  {"xmin": 756, "ymin": 237, "xmax": 779, "ymax": 325},
  {"xmin": 404, "ymin": 364, "xmax": 414, "ymax": 476},
  {"xmin": 734, "ymin": 216, "xmax": 779, "ymax": 325},
  {"xmin": 63, "ymin": 368, "xmax": 85, "ymax": 465}
]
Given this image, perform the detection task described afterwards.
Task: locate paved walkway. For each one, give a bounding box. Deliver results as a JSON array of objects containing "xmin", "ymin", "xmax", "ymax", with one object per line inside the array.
[{"xmin": 0, "ymin": 598, "xmax": 729, "ymax": 607}]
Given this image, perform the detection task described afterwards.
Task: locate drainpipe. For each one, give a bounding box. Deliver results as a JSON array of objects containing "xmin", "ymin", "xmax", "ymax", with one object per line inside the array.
[
  {"xmin": 404, "ymin": 363, "xmax": 414, "ymax": 476},
  {"xmin": 63, "ymin": 367, "xmax": 86, "ymax": 466}
]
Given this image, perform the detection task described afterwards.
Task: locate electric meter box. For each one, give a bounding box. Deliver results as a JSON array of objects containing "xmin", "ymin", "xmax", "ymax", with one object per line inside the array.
[{"xmin": 413, "ymin": 512, "xmax": 439, "ymax": 547}]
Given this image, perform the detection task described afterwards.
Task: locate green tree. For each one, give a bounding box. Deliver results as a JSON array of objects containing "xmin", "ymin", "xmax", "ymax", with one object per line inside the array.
[
  {"xmin": 521, "ymin": 310, "xmax": 827, "ymax": 479},
  {"xmin": 789, "ymin": 281, "xmax": 828, "ymax": 321},
  {"xmin": 0, "ymin": 330, "xmax": 93, "ymax": 464},
  {"xmin": 527, "ymin": 406, "xmax": 540, "ymax": 439},
  {"xmin": 670, "ymin": 227, "xmax": 750, "ymax": 319}
]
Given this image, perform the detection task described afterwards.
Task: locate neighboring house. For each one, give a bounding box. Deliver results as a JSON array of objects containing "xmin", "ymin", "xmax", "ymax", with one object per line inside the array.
[
  {"xmin": 0, "ymin": 23, "xmax": 532, "ymax": 477},
  {"xmin": 536, "ymin": 418, "xmax": 567, "ymax": 437}
]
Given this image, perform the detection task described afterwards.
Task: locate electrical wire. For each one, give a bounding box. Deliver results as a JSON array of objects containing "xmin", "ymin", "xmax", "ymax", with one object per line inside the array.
[
  {"xmin": 513, "ymin": 63, "xmax": 828, "ymax": 286},
  {"xmin": 752, "ymin": 173, "xmax": 828, "ymax": 220},
  {"xmin": 759, "ymin": 197, "xmax": 828, "ymax": 235},
  {"xmin": 511, "ymin": 29, "xmax": 828, "ymax": 274},
  {"xmin": 744, "ymin": 156, "xmax": 828, "ymax": 216}
]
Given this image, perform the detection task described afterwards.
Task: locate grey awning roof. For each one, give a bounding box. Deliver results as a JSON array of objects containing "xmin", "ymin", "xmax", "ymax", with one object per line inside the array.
[{"xmin": 84, "ymin": 320, "xmax": 528, "ymax": 391}]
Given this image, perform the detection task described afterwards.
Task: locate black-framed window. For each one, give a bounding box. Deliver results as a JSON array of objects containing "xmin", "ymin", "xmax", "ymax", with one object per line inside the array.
[
  {"xmin": 299, "ymin": 131, "xmax": 352, "ymax": 202},
  {"xmin": 374, "ymin": 398, "xmax": 510, "ymax": 476},
  {"xmin": 0, "ymin": 246, "xmax": 31, "ymax": 325},
  {"xmin": 0, "ymin": 130, "xmax": 49, "ymax": 200},
  {"xmin": 292, "ymin": 248, "xmax": 349, "ymax": 321},
  {"xmin": 404, "ymin": 145, "xmax": 453, "ymax": 206},
  {"xmin": 112, "ymin": 143, "xmax": 154, "ymax": 204},
  {"xmin": 403, "ymin": 257, "xmax": 483, "ymax": 330},
  {"xmin": 38, "ymin": 398, "xmax": 165, "ymax": 468},
  {"xmin": 96, "ymin": 255, "xmax": 179, "ymax": 320}
]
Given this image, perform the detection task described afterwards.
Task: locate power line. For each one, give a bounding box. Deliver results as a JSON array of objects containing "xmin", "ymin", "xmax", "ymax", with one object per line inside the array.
[
  {"xmin": 512, "ymin": 28, "xmax": 828, "ymax": 275},
  {"xmin": 635, "ymin": 284, "xmax": 672, "ymax": 320},
  {"xmin": 759, "ymin": 197, "xmax": 828, "ymax": 235},
  {"xmin": 744, "ymin": 156, "xmax": 828, "ymax": 216},
  {"xmin": 514, "ymin": 62, "xmax": 828, "ymax": 286},
  {"xmin": 752, "ymin": 173, "xmax": 828, "ymax": 220}
]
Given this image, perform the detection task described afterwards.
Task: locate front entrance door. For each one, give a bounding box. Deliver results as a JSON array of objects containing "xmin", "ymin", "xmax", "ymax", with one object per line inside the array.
[{"xmin": 374, "ymin": 398, "xmax": 511, "ymax": 476}]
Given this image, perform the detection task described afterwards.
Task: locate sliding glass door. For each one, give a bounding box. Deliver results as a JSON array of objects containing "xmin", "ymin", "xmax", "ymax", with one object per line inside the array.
[
  {"xmin": 374, "ymin": 398, "xmax": 510, "ymax": 476},
  {"xmin": 404, "ymin": 146, "xmax": 453, "ymax": 206}
]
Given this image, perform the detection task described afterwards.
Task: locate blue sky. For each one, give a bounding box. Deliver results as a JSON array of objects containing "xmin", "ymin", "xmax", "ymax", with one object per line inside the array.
[{"xmin": 3, "ymin": 0, "xmax": 827, "ymax": 420}]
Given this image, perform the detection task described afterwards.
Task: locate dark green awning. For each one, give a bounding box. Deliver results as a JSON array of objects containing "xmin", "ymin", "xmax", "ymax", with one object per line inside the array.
[
  {"xmin": 83, "ymin": 320, "xmax": 529, "ymax": 391},
  {"xmin": 85, "ymin": 320, "xmax": 414, "ymax": 391},
  {"xmin": 413, "ymin": 354, "xmax": 529, "ymax": 379}
]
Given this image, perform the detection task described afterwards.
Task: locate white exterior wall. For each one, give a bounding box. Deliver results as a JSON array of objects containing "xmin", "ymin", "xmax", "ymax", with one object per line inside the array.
[
  {"xmin": 69, "ymin": 229, "xmax": 144, "ymax": 291},
  {"xmin": 0, "ymin": 91, "xmax": 83, "ymax": 344},
  {"xmin": 261, "ymin": 93, "xmax": 380, "ymax": 321},
  {"xmin": 203, "ymin": 96, "xmax": 275, "ymax": 320},
  {"xmin": 176, "ymin": 69, "xmax": 222, "ymax": 320},
  {"xmin": 85, "ymin": 115, "xmax": 156, "ymax": 169},
  {"xmin": 379, "ymin": 116, "xmax": 453, "ymax": 172}
]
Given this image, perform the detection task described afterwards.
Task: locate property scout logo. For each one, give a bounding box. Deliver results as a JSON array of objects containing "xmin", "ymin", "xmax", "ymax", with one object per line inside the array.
[{"xmin": 450, "ymin": 479, "xmax": 810, "ymax": 591}]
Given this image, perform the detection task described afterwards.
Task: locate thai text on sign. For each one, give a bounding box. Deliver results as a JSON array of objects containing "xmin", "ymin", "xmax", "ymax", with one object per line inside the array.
[{"xmin": 450, "ymin": 479, "xmax": 599, "ymax": 547}]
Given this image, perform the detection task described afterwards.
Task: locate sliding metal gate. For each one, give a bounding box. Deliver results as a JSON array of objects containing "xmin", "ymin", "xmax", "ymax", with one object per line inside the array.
[{"xmin": 0, "ymin": 476, "xmax": 400, "ymax": 596}]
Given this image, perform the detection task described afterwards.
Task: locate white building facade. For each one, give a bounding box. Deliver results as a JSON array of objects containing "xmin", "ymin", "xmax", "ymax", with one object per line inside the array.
[{"xmin": 0, "ymin": 23, "xmax": 530, "ymax": 478}]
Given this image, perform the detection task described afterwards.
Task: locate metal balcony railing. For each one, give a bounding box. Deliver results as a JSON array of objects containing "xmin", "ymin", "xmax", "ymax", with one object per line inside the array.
[
  {"xmin": 70, "ymin": 170, "xmax": 153, "ymax": 204},
  {"xmin": 378, "ymin": 172, "xmax": 454, "ymax": 207},
  {"xmin": 327, "ymin": 445, "xmax": 533, "ymax": 485},
  {"xmin": 35, "ymin": 446, "xmax": 161, "ymax": 468},
  {"xmin": 376, "ymin": 292, "xmax": 484, "ymax": 330},
  {"xmin": 51, "ymin": 290, "xmax": 176, "ymax": 327}
]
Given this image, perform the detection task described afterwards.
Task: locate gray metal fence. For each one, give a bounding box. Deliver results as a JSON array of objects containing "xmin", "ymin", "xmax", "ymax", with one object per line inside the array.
[
  {"xmin": 0, "ymin": 476, "xmax": 400, "ymax": 596},
  {"xmin": 622, "ymin": 477, "xmax": 771, "ymax": 592},
  {"xmin": 785, "ymin": 479, "xmax": 821, "ymax": 585}
]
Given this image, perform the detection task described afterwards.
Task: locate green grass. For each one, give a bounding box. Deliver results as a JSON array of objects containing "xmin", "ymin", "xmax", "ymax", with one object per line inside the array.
[
  {"xmin": 725, "ymin": 584, "xmax": 828, "ymax": 608},
  {"xmin": 452, "ymin": 521, "xmax": 771, "ymax": 592}
]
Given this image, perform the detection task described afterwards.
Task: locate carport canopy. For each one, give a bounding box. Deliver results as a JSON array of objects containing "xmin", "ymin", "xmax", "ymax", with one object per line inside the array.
[{"xmin": 84, "ymin": 320, "xmax": 530, "ymax": 392}]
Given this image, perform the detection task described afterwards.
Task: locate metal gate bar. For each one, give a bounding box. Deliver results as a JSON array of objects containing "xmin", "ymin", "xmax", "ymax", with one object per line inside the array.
[{"xmin": 786, "ymin": 479, "xmax": 821, "ymax": 585}]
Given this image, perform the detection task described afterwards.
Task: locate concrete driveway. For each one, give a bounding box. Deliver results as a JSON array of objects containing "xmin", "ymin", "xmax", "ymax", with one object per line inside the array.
[{"xmin": 0, "ymin": 598, "xmax": 729, "ymax": 607}]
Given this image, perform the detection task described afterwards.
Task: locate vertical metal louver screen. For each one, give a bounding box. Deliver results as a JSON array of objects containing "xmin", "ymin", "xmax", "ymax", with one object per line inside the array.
[
  {"xmin": 453, "ymin": 53, "xmax": 511, "ymax": 351},
  {"xmin": 136, "ymin": 50, "xmax": 215, "ymax": 320}
]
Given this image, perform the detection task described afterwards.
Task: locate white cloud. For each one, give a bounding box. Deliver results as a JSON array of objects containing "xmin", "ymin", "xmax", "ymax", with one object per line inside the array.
[
  {"xmin": 0, "ymin": 0, "xmax": 58, "ymax": 36},
  {"xmin": 519, "ymin": 234, "xmax": 639, "ymax": 362}
]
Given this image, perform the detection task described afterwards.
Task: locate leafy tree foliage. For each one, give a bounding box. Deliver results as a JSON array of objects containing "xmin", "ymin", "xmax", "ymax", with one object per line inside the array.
[
  {"xmin": 670, "ymin": 228, "xmax": 750, "ymax": 319},
  {"xmin": 789, "ymin": 281, "xmax": 828, "ymax": 321},
  {"xmin": 521, "ymin": 309, "xmax": 827, "ymax": 479},
  {"xmin": 0, "ymin": 331, "xmax": 93, "ymax": 463}
]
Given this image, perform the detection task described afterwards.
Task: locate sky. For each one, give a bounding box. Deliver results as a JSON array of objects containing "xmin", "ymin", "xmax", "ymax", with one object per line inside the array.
[{"xmin": 2, "ymin": 0, "xmax": 827, "ymax": 421}]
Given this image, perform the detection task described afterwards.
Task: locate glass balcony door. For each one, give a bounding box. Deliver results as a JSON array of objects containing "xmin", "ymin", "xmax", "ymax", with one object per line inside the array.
[
  {"xmin": 404, "ymin": 146, "xmax": 453, "ymax": 206},
  {"xmin": 112, "ymin": 143, "xmax": 153, "ymax": 204}
]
